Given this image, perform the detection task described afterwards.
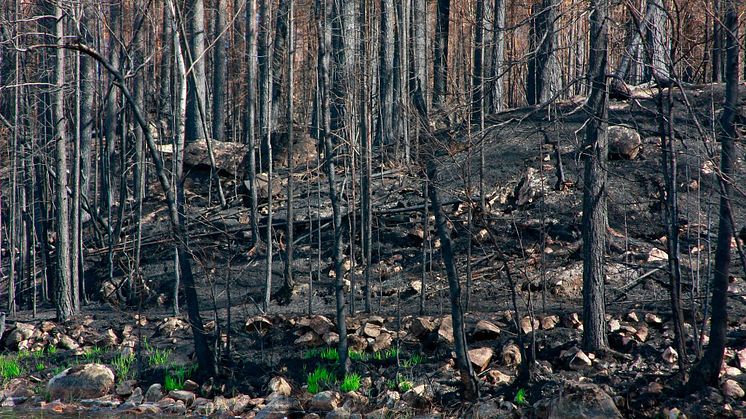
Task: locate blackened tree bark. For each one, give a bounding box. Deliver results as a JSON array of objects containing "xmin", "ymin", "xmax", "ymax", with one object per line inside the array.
[
  {"xmin": 471, "ymin": 0, "xmax": 484, "ymax": 122},
  {"xmin": 270, "ymin": 0, "xmax": 289, "ymax": 127},
  {"xmin": 581, "ymin": 0, "xmax": 609, "ymax": 353},
  {"xmin": 317, "ymin": 0, "xmax": 348, "ymax": 374},
  {"xmin": 488, "ymin": 0, "xmax": 505, "ymax": 112},
  {"xmin": 212, "ymin": 0, "xmax": 227, "ymax": 140},
  {"xmin": 245, "ymin": 0, "xmax": 260, "ymax": 247},
  {"xmin": 78, "ymin": 3, "xmax": 95, "ymax": 203},
  {"xmin": 411, "ymin": 0, "xmax": 427, "ymax": 117},
  {"xmin": 527, "ymin": 0, "xmax": 560, "ymax": 105},
  {"xmin": 711, "ymin": 0, "xmax": 722, "ymax": 82},
  {"xmin": 377, "ymin": 0, "xmax": 394, "ymax": 146},
  {"xmin": 432, "ymin": 0, "xmax": 450, "ymax": 108},
  {"xmin": 426, "ymin": 160, "xmax": 479, "ymax": 401},
  {"xmin": 281, "ymin": 0, "xmax": 295, "ymax": 298},
  {"xmin": 185, "ymin": 0, "xmax": 207, "ymax": 142},
  {"xmin": 159, "ymin": 4, "xmax": 173, "ymax": 122},
  {"xmin": 53, "ymin": 1, "xmax": 74, "ymax": 322},
  {"xmin": 687, "ymin": 0, "xmax": 738, "ymax": 390},
  {"xmin": 645, "ymin": 0, "xmax": 670, "ymax": 85},
  {"xmin": 330, "ymin": 0, "xmax": 355, "ymax": 132}
]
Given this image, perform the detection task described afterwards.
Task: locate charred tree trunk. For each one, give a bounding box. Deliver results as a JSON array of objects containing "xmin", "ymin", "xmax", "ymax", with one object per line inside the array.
[
  {"xmin": 317, "ymin": 0, "xmax": 348, "ymax": 374},
  {"xmin": 687, "ymin": 0, "xmax": 738, "ymax": 391},
  {"xmin": 581, "ymin": 0, "xmax": 609, "ymax": 353},
  {"xmin": 528, "ymin": 0, "xmax": 560, "ymax": 105},
  {"xmin": 185, "ymin": 0, "xmax": 207, "ymax": 143},
  {"xmin": 411, "ymin": 0, "xmax": 427, "ymax": 118},
  {"xmin": 53, "ymin": 2, "xmax": 74, "ymax": 322},
  {"xmin": 487, "ymin": 0, "xmax": 505, "ymax": 113},
  {"xmin": 432, "ymin": 0, "xmax": 450, "ymax": 108},
  {"xmin": 212, "ymin": 0, "xmax": 227, "ymax": 140},
  {"xmin": 645, "ymin": 0, "xmax": 670, "ymax": 85},
  {"xmin": 377, "ymin": 0, "xmax": 395, "ymax": 146},
  {"xmin": 245, "ymin": 0, "xmax": 260, "ymax": 247},
  {"xmin": 270, "ymin": 0, "xmax": 289, "ymax": 127},
  {"xmin": 426, "ymin": 160, "xmax": 479, "ymax": 401}
]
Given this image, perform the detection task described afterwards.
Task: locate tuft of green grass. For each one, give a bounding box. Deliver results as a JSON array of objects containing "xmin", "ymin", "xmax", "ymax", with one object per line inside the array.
[
  {"xmin": 148, "ymin": 348, "xmax": 172, "ymax": 367},
  {"xmin": 112, "ymin": 353, "xmax": 135, "ymax": 381},
  {"xmin": 340, "ymin": 373, "xmax": 361, "ymax": 393},
  {"xmin": 35, "ymin": 362, "xmax": 45, "ymax": 372},
  {"xmin": 82, "ymin": 346, "xmax": 103, "ymax": 362},
  {"xmin": 0, "ymin": 357, "xmax": 23, "ymax": 380},
  {"xmin": 306, "ymin": 366, "xmax": 335, "ymax": 394},
  {"xmin": 514, "ymin": 388, "xmax": 527, "ymax": 406},
  {"xmin": 384, "ymin": 347, "xmax": 399, "ymax": 359},
  {"xmin": 164, "ymin": 364, "xmax": 197, "ymax": 392},
  {"xmin": 402, "ymin": 353, "xmax": 424, "ymax": 368},
  {"xmin": 46, "ymin": 345, "xmax": 58, "ymax": 355},
  {"xmin": 303, "ymin": 348, "xmax": 321, "ymax": 359},
  {"xmin": 386, "ymin": 373, "xmax": 412, "ymax": 392},
  {"xmin": 348, "ymin": 350, "xmax": 367, "ymax": 362},
  {"xmin": 32, "ymin": 349, "xmax": 45, "ymax": 359},
  {"xmin": 319, "ymin": 347, "xmax": 339, "ymax": 363},
  {"xmin": 16, "ymin": 351, "xmax": 31, "ymax": 360}
]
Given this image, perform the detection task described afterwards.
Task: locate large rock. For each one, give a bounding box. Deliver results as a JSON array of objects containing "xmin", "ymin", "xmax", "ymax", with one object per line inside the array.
[
  {"xmin": 468, "ymin": 347, "xmax": 494, "ymax": 372},
  {"xmin": 472, "ymin": 320, "xmax": 501, "ymax": 340},
  {"xmin": 183, "ymin": 139, "xmax": 249, "ymax": 177},
  {"xmin": 47, "ymin": 363, "xmax": 115, "ymax": 401},
  {"xmin": 4, "ymin": 322, "xmax": 35, "ymax": 350},
  {"xmin": 437, "ymin": 316, "xmax": 454, "ymax": 344},
  {"xmin": 608, "ymin": 125, "xmax": 642, "ymax": 160},
  {"xmin": 255, "ymin": 395, "xmax": 302, "ymax": 419},
  {"xmin": 540, "ymin": 383, "xmax": 622, "ymax": 419},
  {"xmin": 309, "ymin": 390, "xmax": 341, "ymax": 411}
]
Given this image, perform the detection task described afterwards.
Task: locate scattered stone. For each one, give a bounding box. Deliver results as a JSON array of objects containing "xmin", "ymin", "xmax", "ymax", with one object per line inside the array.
[
  {"xmin": 472, "ymin": 320, "xmax": 501, "ymax": 340},
  {"xmin": 724, "ymin": 366, "xmax": 742, "ymax": 377},
  {"xmin": 309, "ymin": 390, "xmax": 341, "ymax": 411},
  {"xmin": 737, "ymin": 348, "xmax": 746, "ymax": 369},
  {"xmin": 644, "ymin": 313, "xmax": 663, "ymax": 325},
  {"xmin": 245, "ymin": 315, "xmax": 273, "ymax": 333},
  {"xmin": 126, "ymin": 387, "xmax": 144, "ymax": 405},
  {"xmin": 182, "ymin": 379, "xmax": 199, "ymax": 392},
  {"xmin": 47, "ymin": 363, "xmax": 115, "ymax": 401},
  {"xmin": 269, "ymin": 377, "xmax": 292, "ymax": 396},
  {"xmin": 541, "ymin": 315, "xmax": 559, "ymax": 330},
  {"xmin": 520, "ymin": 316, "xmax": 539, "ymax": 334},
  {"xmin": 608, "ymin": 125, "xmax": 642, "ymax": 160},
  {"xmin": 410, "ymin": 317, "xmax": 436, "ymax": 338},
  {"xmin": 193, "ymin": 398, "xmax": 216, "ymax": 415},
  {"xmin": 295, "ymin": 331, "xmax": 322, "ymax": 347},
  {"xmin": 0, "ymin": 397, "xmax": 28, "ymax": 407},
  {"xmin": 98, "ymin": 329, "xmax": 120, "ymax": 347},
  {"xmin": 542, "ymin": 383, "xmax": 623, "ymax": 418},
  {"xmin": 468, "ymin": 347, "xmax": 494, "ymax": 372},
  {"xmin": 501, "ymin": 342, "xmax": 522, "ymax": 366},
  {"xmin": 437, "ymin": 316, "xmax": 454, "ymax": 344},
  {"xmin": 323, "ymin": 332, "xmax": 340, "ymax": 346},
  {"xmin": 662, "ymin": 346, "xmax": 678, "ymax": 364},
  {"xmin": 367, "ymin": 407, "xmax": 388, "ymax": 419},
  {"xmin": 401, "ymin": 384, "xmax": 431, "ymax": 409},
  {"xmin": 626, "ymin": 312, "xmax": 639, "ymax": 322},
  {"xmin": 1, "ymin": 378, "xmax": 35, "ymax": 399},
  {"xmin": 144, "ymin": 383, "xmax": 163, "ymax": 403},
  {"xmin": 326, "ymin": 407, "xmax": 353, "ymax": 419},
  {"xmin": 341, "ymin": 390, "xmax": 368, "ymax": 412},
  {"xmin": 184, "ymin": 139, "xmax": 249, "ymax": 177},
  {"xmin": 308, "ymin": 315, "xmax": 335, "ymax": 336},
  {"xmin": 155, "ymin": 317, "xmax": 189, "ymax": 337},
  {"xmin": 168, "ymin": 390, "xmax": 195, "ymax": 406},
  {"xmin": 115, "ymin": 379, "xmax": 137, "ymax": 397},
  {"xmin": 382, "ymin": 390, "xmax": 399, "ymax": 408},
  {"xmin": 57, "ymin": 334, "xmax": 80, "ymax": 351},
  {"xmin": 647, "ymin": 248, "xmax": 668, "ymax": 262},
  {"xmin": 347, "ymin": 335, "xmax": 368, "ymax": 352},
  {"xmin": 362, "ymin": 323, "xmax": 382, "ymax": 338},
  {"xmin": 371, "ymin": 332, "xmax": 392, "ymax": 352},
  {"xmin": 635, "ymin": 324, "xmax": 649, "ymax": 342},
  {"xmin": 486, "ymin": 370, "xmax": 512, "ymax": 385},
  {"xmin": 81, "ymin": 395, "xmax": 120, "ymax": 409},
  {"xmin": 4, "ymin": 323, "xmax": 35, "ymax": 350},
  {"xmin": 561, "ymin": 346, "xmax": 592, "ymax": 369},
  {"xmin": 564, "ymin": 313, "xmax": 583, "ymax": 329},
  {"xmin": 722, "ymin": 379, "xmax": 745, "ymax": 399},
  {"xmin": 608, "ymin": 318, "xmax": 621, "ymax": 333},
  {"xmin": 255, "ymin": 395, "xmax": 303, "ymax": 419}
]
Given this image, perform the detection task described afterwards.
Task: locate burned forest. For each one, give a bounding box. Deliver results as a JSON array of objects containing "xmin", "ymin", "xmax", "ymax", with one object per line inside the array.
[{"xmin": 0, "ymin": 0, "xmax": 745, "ymax": 417}]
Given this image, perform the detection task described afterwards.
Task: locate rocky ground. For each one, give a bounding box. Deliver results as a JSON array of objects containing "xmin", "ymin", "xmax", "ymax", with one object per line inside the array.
[{"xmin": 1, "ymin": 83, "xmax": 746, "ymax": 417}]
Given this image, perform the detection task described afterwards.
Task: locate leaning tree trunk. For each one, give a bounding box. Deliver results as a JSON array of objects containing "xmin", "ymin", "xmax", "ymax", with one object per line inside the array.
[
  {"xmin": 53, "ymin": 1, "xmax": 74, "ymax": 322},
  {"xmin": 581, "ymin": 0, "xmax": 609, "ymax": 353},
  {"xmin": 687, "ymin": 0, "xmax": 738, "ymax": 391},
  {"xmin": 426, "ymin": 159, "xmax": 479, "ymax": 401}
]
